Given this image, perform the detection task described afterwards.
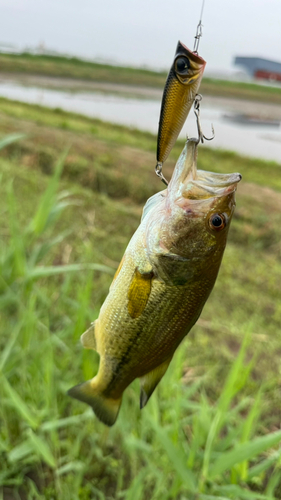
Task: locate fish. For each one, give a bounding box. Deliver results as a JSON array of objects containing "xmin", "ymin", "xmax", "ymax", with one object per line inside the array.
[
  {"xmin": 157, "ymin": 41, "xmax": 206, "ymax": 165},
  {"xmin": 68, "ymin": 138, "xmax": 241, "ymax": 426}
]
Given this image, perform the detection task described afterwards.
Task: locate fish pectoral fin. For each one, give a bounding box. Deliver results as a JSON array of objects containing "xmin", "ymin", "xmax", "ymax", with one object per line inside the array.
[
  {"xmin": 80, "ymin": 322, "xmax": 97, "ymax": 351},
  {"xmin": 128, "ymin": 268, "xmax": 154, "ymax": 319},
  {"xmin": 68, "ymin": 379, "xmax": 122, "ymax": 427},
  {"xmin": 139, "ymin": 357, "xmax": 172, "ymax": 409}
]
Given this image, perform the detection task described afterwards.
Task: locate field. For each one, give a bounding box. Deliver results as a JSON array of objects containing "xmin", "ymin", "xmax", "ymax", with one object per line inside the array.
[
  {"xmin": 1, "ymin": 52, "xmax": 281, "ymax": 104},
  {"xmin": 1, "ymin": 97, "xmax": 281, "ymax": 499}
]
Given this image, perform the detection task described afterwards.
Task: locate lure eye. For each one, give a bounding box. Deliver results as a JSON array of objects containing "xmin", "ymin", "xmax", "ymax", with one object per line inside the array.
[
  {"xmin": 209, "ymin": 213, "xmax": 226, "ymax": 231},
  {"xmin": 175, "ymin": 56, "xmax": 190, "ymax": 75}
]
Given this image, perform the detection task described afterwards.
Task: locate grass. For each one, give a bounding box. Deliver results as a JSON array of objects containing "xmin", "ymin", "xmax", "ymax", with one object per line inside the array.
[
  {"xmin": 0, "ymin": 52, "xmax": 166, "ymax": 88},
  {"xmin": 201, "ymin": 78, "xmax": 281, "ymax": 104},
  {"xmin": 1, "ymin": 52, "xmax": 281, "ymax": 104},
  {"xmin": 0, "ymin": 98, "xmax": 281, "ymax": 499}
]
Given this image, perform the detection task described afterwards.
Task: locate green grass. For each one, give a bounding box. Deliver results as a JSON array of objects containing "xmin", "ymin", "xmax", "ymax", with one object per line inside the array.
[
  {"xmin": 201, "ymin": 77, "xmax": 281, "ymax": 104},
  {"xmin": 0, "ymin": 52, "xmax": 166, "ymax": 88},
  {"xmin": 1, "ymin": 99, "xmax": 281, "ymax": 499},
  {"xmin": 1, "ymin": 51, "xmax": 281, "ymax": 104}
]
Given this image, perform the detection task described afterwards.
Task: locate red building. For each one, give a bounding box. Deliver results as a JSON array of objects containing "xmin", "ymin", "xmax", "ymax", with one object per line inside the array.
[{"xmin": 234, "ymin": 56, "xmax": 281, "ymax": 82}]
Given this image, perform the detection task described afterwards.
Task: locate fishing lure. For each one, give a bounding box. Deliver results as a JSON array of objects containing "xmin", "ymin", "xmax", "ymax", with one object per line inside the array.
[
  {"xmin": 156, "ymin": 3, "xmax": 207, "ymax": 184},
  {"xmin": 156, "ymin": 42, "xmax": 206, "ymax": 171}
]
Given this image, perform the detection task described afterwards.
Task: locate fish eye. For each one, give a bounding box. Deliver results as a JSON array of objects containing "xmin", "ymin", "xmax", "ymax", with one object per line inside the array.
[
  {"xmin": 209, "ymin": 213, "xmax": 226, "ymax": 231},
  {"xmin": 175, "ymin": 56, "xmax": 190, "ymax": 75}
]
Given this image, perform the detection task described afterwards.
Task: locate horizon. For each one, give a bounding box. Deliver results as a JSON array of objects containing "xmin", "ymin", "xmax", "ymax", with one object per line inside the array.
[
  {"xmin": 1, "ymin": 0, "xmax": 281, "ymax": 75},
  {"xmin": 2, "ymin": 44, "xmax": 281, "ymax": 82}
]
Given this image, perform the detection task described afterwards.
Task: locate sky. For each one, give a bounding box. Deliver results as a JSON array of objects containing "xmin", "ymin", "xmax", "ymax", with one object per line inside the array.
[{"xmin": 0, "ymin": 0, "xmax": 280, "ymax": 74}]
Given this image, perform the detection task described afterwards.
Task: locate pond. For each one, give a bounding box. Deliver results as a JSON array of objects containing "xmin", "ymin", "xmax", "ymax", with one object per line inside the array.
[{"xmin": 0, "ymin": 80, "xmax": 280, "ymax": 163}]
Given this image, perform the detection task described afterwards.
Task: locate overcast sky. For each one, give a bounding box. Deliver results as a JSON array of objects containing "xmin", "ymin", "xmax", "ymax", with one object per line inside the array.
[{"xmin": 0, "ymin": 0, "xmax": 280, "ymax": 73}]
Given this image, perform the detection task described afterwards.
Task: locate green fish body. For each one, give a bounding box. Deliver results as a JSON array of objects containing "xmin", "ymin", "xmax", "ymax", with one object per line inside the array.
[{"xmin": 68, "ymin": 139, "xmax": 241, "ymax": 426}]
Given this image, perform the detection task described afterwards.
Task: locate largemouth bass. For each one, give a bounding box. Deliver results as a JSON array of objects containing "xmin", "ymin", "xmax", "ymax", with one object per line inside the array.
[
  {"xmin": 157, "ymin": 41, "xmax": 206, "ymax": 166},
  {"xmin": 68, "ymin": 139, "xmax": 241, "ymax": 426}
]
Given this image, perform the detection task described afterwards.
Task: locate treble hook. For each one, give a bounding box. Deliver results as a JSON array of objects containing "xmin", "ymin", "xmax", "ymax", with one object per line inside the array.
[{"xmin": 194, "ymin": 94, "xmax": 215, "ymax": 144}]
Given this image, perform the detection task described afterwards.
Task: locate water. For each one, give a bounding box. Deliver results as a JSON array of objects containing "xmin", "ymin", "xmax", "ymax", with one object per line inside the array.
[{"xmin": 0, "ymin": 81, "xmax": 280, "ymax": 163}]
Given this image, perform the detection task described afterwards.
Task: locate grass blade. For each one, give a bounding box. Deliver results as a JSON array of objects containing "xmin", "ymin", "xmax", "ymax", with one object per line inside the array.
[
  {"xmin": 123, "ymin": 468, "xmax": 148, "ymax": 500},
  {"xmin": 153, "ymin": 424, "xmax": 196, "ymax": 493},
  {"xmin": 214, "ymin": 484, "xmax": 274, "ymax": 500},
  {"xmin": 217, "ymin": 326, "xmax": 252, "ymax": 417},
  {"xmin": 247, "ymin": 447, "xmax": 281, "ymax": 480},
  {"xmin": 199, "ymin": 496, "xmax": 230, "ymax": 500},
  {"xmin": 30, "ymin": 149, "xmax": 68, "ymax": 236},
  {"xmin": 265, "ymin": 469, "xmax": 281, "ymax": 498},
  {"xmin": 1, "ymin": 376, "xmax": 38, "ymax": 429},
  {"xmin": 209, "ymin": 429, "xmax": 281, "ymax": 478},
  {"xmin": 27, "ymin": 429, "xmax": 56, "ymax": 468},
  {"xmin": 7, "ymin": 181, "xmax": 26, "ymax": 277},
  {"xmin": 0, "ymin": 322, "xmax": 22, "ymax": 371},
  {"xmin": 41, "ymin": 410, "xmax": 93, "ymax": 431},
  {"xmin": 239, "ymin": 389, "xmax": 263, "ymax": 480},
  {"xmin": 55, "ymin": 461, "xmax": 84, "ymax": 476},
  {"xmin": 25, "ymin": 263, "xmax": 114, "ymax": 280},
  {"xmin": 0, "ymin": 133, "xmax": 26, "ymax": 150},
  {"xmin": 8, "ymin": 440, "xmax": 34, "ymax": 462}
]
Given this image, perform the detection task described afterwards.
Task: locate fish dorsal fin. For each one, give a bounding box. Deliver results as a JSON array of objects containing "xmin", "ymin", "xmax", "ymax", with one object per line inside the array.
[
  {"xmin": 141, "ymin": 190, "xmax": 167, "ymax": 223},
  {"xmin": 81, "ymin": 322, "xmax": 97, "ymax": 351}
]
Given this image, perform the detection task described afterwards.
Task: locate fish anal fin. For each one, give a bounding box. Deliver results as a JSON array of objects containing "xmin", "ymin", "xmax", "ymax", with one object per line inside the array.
[
  {"xmin": 68, "ymin": 379, "xmax": 122, "ymax": 427},
  {"xmin": 81, "ymin": 322, "xmax": 97, "ymax": 351},
  {"xmin": 139, "ymin": 357, "xmax": 172, "ymax": 409},
  {"xmin": 128, "ymin": 268, "xmax": 154, "ymax": 319}
]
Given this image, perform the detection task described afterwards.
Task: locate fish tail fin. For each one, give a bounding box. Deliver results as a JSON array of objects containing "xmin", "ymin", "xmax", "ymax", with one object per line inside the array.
[
  {"xmin": 139, "ymin": 357, "xmax": 172, "ymax": 409},
  {"xmin": 67, "ymin": 379, "xmax": 122, "ymax": 426}
]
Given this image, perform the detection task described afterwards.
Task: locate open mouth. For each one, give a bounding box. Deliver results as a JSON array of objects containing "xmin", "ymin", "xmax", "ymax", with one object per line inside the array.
[
  {"xmin": 169, "ymin": 139, "xmax": 242, "ymax": 201},
  {"xmin": 178, "ymin": 41, "xmax": 206, "ymax": 67},
  {"xmin": 184, "ymin": 169, "xmax": 242, "ymax": 200}
]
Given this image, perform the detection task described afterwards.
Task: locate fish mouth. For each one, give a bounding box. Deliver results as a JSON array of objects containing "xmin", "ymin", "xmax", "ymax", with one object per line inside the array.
[
  {"xmin": 177, "ymin": 41, "xmax": 206, "ymax": 67},
  {"xmin": 168, "ymin": 139, "xmax": 242, "ymax": 201},
  {"xmin": 175, "ymin": 42, "xmax": 206, "ymax": 85}
]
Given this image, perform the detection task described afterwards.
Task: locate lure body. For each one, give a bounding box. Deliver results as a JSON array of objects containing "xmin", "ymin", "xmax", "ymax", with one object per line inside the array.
[
  {"xmin": 157, "ymin": 41, "xmax": 206, "ymax": 164},
  {"xmin": 68, "ymin": 139, "xmax": 241, "ymax": 426}
]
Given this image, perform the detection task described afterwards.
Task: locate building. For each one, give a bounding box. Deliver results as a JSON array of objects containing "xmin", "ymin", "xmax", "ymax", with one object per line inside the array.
[{"xmin": 234, "ymin": 56, "xmax": 281, "ymax": 82}]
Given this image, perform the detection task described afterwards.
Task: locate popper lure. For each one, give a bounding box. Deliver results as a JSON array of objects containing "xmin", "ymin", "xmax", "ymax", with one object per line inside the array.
[{"xmin": 156, "ymin": 3, "xmax": 207, "ymax": 185}]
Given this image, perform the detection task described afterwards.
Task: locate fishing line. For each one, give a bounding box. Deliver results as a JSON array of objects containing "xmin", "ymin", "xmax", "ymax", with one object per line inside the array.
[
  {"xmin": 193, "ymin": 0, "xmax": 205, "ymax": 54},
  {"xmin": 193, "ymin": 0, "xmax": 214, "ymax": 143}
]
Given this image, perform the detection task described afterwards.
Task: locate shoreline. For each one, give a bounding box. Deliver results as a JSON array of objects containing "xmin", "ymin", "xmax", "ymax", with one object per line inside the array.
[{"xmin": 1, "ymin": 73, "xmax": 281, "ymax": 120}]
